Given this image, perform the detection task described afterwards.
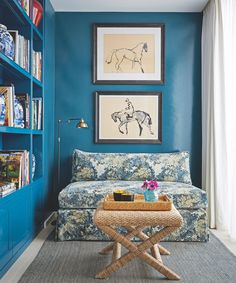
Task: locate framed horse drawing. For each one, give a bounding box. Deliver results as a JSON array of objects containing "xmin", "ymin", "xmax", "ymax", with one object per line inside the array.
[
  {"xmin": 94, "ymin": 91, "xmax": 162, "ymax": 144},
  {"xmin": 93, "ymin": 24, "xmax": 165, "ymax": 84}
]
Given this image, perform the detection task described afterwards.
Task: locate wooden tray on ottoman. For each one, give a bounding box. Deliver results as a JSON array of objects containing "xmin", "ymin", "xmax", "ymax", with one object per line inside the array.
[{"xmin": 103, "ymin": 194, "xmax": 172, "ymax": 211}]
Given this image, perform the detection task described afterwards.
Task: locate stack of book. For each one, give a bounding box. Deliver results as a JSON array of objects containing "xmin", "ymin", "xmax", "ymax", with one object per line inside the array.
[
  {"xmin": 32, "ymin": 51, "xmax": 42, "ymax": 81},
  {"xmin": 8, "ymin": 30, "xmax": 30, "ymax": 71},
  {"xmin": 0, "ymin": 85, "xmax": 30, "ymax": 128},
  {"xmin": 32, "ymin": 97, "xmax": 42, "ymax": 130},
  {"xmin": 0, "ymin": 150, "xmax": 30, "ymax": 189},
  {"xmin": 0, "ymin": 181, "xmax": 16, "ymax": 197},
  {"xmin": 17, "ymin": 1, "xmax": 43, "ymax": 27}
]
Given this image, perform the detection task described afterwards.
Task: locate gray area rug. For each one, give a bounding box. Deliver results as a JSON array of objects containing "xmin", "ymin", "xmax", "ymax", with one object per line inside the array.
[{"xmin": 19, "ymin": 232, "xmax": 236, "ymax": 283}]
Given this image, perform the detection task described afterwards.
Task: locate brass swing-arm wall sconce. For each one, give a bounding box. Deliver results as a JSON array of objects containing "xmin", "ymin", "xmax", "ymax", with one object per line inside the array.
[{"xmin": 57, "ymin": 118, "xmax": 88, "ymax": 188}]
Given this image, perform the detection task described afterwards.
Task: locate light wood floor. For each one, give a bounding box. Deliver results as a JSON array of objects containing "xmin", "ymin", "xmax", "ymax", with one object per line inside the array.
[{"xmin": 0, "ymin": 228, "xmax": 235, "ymax": 283}]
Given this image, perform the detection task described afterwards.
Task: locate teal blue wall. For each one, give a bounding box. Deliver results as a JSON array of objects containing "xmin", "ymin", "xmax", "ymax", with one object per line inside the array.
[
  {"xmin": 44, "ymin": 0, "xmax": 55, "ymax": 213},
  {"xmin": 55, "ymin": 12, "xmax": 202, "ymax": 189}
]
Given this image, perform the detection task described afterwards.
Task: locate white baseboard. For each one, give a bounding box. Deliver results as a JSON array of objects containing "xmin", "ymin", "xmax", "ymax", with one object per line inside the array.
[{"xmin": 43, "ymin": 211, "xmax": 57, "ymax": 229}]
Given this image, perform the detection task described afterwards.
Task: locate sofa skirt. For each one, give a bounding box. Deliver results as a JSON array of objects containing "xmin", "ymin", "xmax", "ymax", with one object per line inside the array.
[{"xmin": 56, "ymin": 208, "xmax": 209, "ymax": 242}]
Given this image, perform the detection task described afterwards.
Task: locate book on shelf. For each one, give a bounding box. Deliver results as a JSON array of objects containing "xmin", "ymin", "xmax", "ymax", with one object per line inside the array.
[
  {"xmin": 0, "ymin": 85, "xmax": 30, "ymax": 128},
  {"xmin": 0, "ymin": 150, "xmax": 30, "ymax": 189},
  {"xmin": 32, "ymin": 97, "xmax": 43, "ymax": 130},
  {"xmin": 0, "ymin": 85, "xmax": 14, "ymax": 127},
  {"xmin": 15, "ymin": 93, "xmax": 30, "ymax": 128},
  {"xmin": 0, "ymin": 181, "xmax": 16, "ymax": 197},
  {"xmin": 8, "ymin": 30, "xmax": 30, "ymax": 72},
  {"xmin": 33, "ymin": 50, "xmax": 42, "ymax": 81},
  {"xmin": 21, "ymin": 0, "xmax": 30, "ymax": 16},
  {"xmin": 33, "ymin": 0, "xmax": 43, "ymax": 27}
]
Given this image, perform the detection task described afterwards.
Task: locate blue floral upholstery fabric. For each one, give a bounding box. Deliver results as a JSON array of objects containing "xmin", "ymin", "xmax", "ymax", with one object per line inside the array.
[
  {"xmin": 71, "ymin": 150, "xmax": 192, "ymax": 184},
  {"xmin": 59, "ymin": 181, "xmax": 207, "ymax": 210},
  {"xmin": 57, "ymin": 208, "xmax": 208, "ymax": 242},
  {"xmin": 57, "ymin": 150, "xmax": 209, "ymax": 242}
]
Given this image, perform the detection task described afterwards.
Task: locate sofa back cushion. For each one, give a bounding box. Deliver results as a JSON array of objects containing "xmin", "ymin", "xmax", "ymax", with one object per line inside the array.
[{"xmin": 71, "ymin": 150, "xmax": 192, "ymax": 184}]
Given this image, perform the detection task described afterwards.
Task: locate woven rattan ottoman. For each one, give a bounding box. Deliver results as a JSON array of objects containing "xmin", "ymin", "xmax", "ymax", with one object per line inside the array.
[{"xmin": 93, "ymin": 204, "xmax": 183, "ymax": 280}]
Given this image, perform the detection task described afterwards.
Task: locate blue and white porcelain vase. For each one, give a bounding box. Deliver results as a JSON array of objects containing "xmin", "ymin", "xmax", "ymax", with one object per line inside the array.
[
  {"xmin": 0, "ymin": 24, "xmax": 15, "ymax": 60},
  {"xmin": 144, "ymin": 190, "xmax": 158, "ymax": 202}
]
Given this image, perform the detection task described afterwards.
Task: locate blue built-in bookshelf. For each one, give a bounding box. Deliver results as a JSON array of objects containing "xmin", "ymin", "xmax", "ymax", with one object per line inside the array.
[{"xmin": 0, "ymin": 0, "xmax": 50, "ymax": 277}]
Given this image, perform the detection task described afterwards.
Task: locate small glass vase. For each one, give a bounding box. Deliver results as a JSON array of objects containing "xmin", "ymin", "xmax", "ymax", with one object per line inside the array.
[{"xmin": 144, "ymin": 190, "xmax": 158, "ymax": 202}]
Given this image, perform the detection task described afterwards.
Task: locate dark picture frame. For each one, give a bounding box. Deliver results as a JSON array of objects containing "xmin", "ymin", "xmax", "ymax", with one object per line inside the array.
[
  {"xmin": 95, "ymin": 91, "xmax": 162, "ymax": 144},
  {"xmin": 93, "ymin": 23, "xmax": 165, "ymax": 84}
]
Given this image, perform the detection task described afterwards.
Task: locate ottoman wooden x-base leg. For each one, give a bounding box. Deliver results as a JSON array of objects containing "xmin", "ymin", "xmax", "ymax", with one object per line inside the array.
[{"xmin": 94, "ymin": 205, "xmax": 183, "ymax": 280}]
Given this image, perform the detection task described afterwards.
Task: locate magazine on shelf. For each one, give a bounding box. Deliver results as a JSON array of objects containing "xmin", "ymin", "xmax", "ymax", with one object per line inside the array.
[
  {"xmin": 0, "ymin": 150, "xmax": 30, "ymax": 189},
  {"xmin": 0, "ymin": 153, "xmax": 22, "ymax": 188},
  {"xmin": 0, "ymin": 181, "xmax": 16, "ymax": 192},
  {"xmin": 0, "ymin": 187, "xmax": 16, "ymax": 197}
]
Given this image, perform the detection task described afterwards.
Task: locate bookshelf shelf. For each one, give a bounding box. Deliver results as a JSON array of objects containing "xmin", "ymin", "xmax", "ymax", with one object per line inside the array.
[
  {"xmin": 32, "ymin": 130, "xmax": 43, "ymax": 135},
  {"xmin": 33, "ymin": 77, "xmax": 43, "ymax": 87},
  {"xmin": 33, "ymin": 25, "xmax": 43, "ymax": 40},
  {"xmin": 0, "ymin": 126, "xmax": 31, "ymax": 134},
  {"xmin": 0, "ymin": 0, "xmax": 46, "ymax": 277},
  {"xmin": 32, "ymin": 176, "xmax": 43, "ymax": 184},
  {"xmin": 0, "ymin": 52, "xmax": 31, "ymax": 80},
  {"xmin": 0, "ymin": 183, "xmax": 31, "ymax": 204}
]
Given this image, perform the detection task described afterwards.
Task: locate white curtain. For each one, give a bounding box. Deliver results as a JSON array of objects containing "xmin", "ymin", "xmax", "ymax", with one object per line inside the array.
[{"xmin": 202, "ymin": 0, "xmax": 236, "ymax": 240}]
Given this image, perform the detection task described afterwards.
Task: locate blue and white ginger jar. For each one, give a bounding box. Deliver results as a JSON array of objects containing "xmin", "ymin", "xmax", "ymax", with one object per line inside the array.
[{"xmin": 0, "ymin": 24, "xmax": 15, "ymax": 60}]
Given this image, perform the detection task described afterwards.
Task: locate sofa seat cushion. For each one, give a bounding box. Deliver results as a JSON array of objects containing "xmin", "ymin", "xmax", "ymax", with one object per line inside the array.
[{"xmin": 58, "ymin": 181, "xmax": 207, "ymax": 210}]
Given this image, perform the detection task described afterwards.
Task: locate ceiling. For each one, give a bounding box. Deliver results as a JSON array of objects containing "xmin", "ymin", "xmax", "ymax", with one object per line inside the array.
[{"xmin": 50, "ymin": 0, "xmax": 209, "ymax": 12}]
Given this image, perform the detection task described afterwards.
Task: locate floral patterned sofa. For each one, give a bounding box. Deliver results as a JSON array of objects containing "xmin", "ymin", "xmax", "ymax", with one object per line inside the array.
[{"xmin": 57, "ymin": 150, "xmax": 208, "ymax": 242}]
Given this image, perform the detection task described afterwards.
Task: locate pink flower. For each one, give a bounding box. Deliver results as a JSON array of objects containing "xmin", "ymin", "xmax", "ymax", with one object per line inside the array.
[
  {"xmin": 141, "ymin": 180, "xmax": 159, "ymax": 190},
  {"xmin": 141, "ymin": 180, "xmax": 149, "ymax": 189},
  {"xmin": 148, "ymin": 180, "xmax": 159, "ymax": 190}
]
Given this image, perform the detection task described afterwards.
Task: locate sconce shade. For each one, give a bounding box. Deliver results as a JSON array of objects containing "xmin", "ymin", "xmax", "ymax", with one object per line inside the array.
[{"xmin": 76, "ymin": 118, "xmax": 88, "ymax": 128}]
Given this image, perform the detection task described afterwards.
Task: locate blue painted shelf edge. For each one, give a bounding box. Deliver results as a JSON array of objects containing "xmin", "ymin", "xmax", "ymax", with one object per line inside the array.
[
  {"xmin": 32, "ymin": 130, "xmax": 43, "ymax": 135},
  {"xmin": 0, "ymin": 178, "xmax": 44, "ymax": 204},
  {"xmin": 33, "ymin": 77, "xmax": 43, "ymax": 88},
  {"xmin": 0, "ymin": 126, "xmax": 31, "ymax": 134},
  {"xmin": 33, "ymin": 25, "xmax": 43, "ymax": 41},
  {"xmin": 0, "ymin": 52, "xmax": 31, "ymax": 80}
]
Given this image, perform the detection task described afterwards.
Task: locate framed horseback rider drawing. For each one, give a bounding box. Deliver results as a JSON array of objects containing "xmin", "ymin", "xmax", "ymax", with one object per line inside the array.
[
  {"xmin": 94, "ymin": 91, "xmax": 162, "ymax": 144},
  {"xmin": 93, "ymin": 24, "xmax": 165, "ymax": 84}
]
